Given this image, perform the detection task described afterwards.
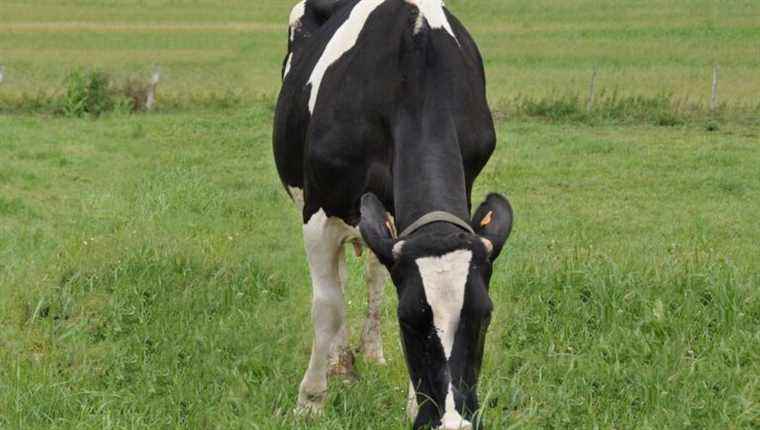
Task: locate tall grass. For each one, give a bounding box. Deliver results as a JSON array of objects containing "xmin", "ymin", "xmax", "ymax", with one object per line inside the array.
[
  {"xmin": 497, "ymin": 91, "xmax": 759, "ymax": 126},
  {"xmin": 2, "ymin": 75, "xmax": 758, "ymax": 127},
  {"xmin": 0, "ymin": 72, "xmax": 262, "ymax": 116}
]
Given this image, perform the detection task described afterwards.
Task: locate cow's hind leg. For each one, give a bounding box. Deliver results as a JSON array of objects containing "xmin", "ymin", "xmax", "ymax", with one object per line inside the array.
[
  {"xmin": 360, "ymin": 250, "xmax": 387, "ymax": 364},
  {"xmin": 297, "ymin": 209, "xmax": 350, "ymax": 415},
  {"xmin": 327, "ymin": 247, "xmax": 355, "ymax": 379}
]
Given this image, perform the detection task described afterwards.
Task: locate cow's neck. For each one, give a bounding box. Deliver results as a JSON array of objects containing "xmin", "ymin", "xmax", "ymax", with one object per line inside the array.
[
  {"xmin": 390, "ymin": 32, "xmax": 473, "ymax": 234},
  {"xmin": 392, "ymin": 108, "xmax": 470, "ymax": 233}
]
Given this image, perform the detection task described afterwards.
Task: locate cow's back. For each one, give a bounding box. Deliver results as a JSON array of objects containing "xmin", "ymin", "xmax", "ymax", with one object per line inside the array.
[{"xmin": 273, "ymin": 0, "xmax": 495, "ymax": 223}]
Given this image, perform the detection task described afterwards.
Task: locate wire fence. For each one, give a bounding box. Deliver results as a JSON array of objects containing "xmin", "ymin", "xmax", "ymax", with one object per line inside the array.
[{"xmin": 0, "ymin": 63, "xmax": 758, "ymax": 125}]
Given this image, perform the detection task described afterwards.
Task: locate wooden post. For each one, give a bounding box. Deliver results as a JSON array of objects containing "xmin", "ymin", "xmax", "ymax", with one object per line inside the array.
[
  {"xmin": 145, "ymin": 65, "xmax": 160, "ymax": 111},
  {"xmin": 587, "ymin": 66, "xmax": 598, "ymax": 112},
  {"xmin": 710, "ymin": 64, "xmax": 719, "ymax": 112}
]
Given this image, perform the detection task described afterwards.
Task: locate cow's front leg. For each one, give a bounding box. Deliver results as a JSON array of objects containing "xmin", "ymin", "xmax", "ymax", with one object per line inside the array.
[
  {"xmin": 360, "ymin": 250, "xmax": 387, "ymax": 364},
  {"xmin": 297, "ymin": 210, "xmax": 349, "ymax": 415}
]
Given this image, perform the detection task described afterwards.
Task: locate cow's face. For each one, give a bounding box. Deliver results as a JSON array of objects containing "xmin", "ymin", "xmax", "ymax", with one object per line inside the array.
[
  {"xmin": 360, "ymin": 194, "xmax": 513, "ymax": 430},
  {"xmin": 392, "ymin": 233, "xmax": 493, "ymax": 430}
]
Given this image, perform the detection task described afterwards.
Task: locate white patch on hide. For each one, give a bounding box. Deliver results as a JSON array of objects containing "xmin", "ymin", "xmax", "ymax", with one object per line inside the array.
[
  {"xmin": 290, "ymin": 1, "xmax": 306, "ymax": 25},
  {"xmin": 283, "ymin": 53, "xmax": 294, "ymax": 78},
  {"xmin": 406, "ymin": 0, "xmax": 458, "ymax": 43},
  {"xmin": 307, "ymin": 0, "xmax": 386, "ymax": 113},
  {"xmin": 392, "ymin": 240, "xmax": 405, "ymax": 260},
  {"xmin": 289, "ymin": 1, "xmax": 306, "ymax": 42}
]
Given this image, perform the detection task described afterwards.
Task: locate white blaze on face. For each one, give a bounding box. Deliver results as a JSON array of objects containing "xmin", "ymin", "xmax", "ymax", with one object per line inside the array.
[
  {"xmin": 415, "ymin": 249, "xmax": 473, "ymax": 430},
  {"xmin": 406, "ymin": 0, "xmax": 459, "ymax": 42},
  {"xmin": 416, "ymin": 249, "xmax": 470, "ymax": 357},
  {"xmin": 307, "ymin": 0, "xmax": 386, "ymax": 113}
]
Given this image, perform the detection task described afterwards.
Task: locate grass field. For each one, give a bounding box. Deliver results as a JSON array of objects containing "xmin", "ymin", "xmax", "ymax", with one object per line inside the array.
[
  {"xmin": 2, "ymin": 111, "xmax": 759, "ymax": 428},
  {"xmin": 1, "ymin": 0, "xmax": 760, "ymax": 429},
  {"xmin": 1, "ymin": 0, "xmax": 759, "ymax": 109}
]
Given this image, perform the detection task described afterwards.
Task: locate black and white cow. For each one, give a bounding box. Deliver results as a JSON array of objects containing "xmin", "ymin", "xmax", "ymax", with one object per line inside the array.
[{"xmin": 273, "ymin": 1, "xmax": 513, "ymax": 428}]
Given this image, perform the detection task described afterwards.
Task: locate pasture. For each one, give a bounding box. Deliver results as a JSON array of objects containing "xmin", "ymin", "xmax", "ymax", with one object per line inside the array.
[
  {"xmin": 1, "ymin": 0, "xmax": 759, "ymax": 429},
  {"xmin": 2, "ymin": 0, "xmax": 760, "ymax": 110}
]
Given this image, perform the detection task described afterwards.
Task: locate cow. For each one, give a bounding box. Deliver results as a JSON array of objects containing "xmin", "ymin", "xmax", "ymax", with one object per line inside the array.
[{"xmin": 273, "ymin": 1, "xmax": 513, "ymax": 429}]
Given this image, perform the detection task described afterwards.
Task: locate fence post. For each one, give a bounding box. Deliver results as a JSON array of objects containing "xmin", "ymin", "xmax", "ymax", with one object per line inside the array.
[
  {"xmin": 0, "ymin": 65, "xmax": 5, "ymax": 84},
  {"xmin": 145, "ymin": 65, "xmax": 160, "ymax": 111},
  {"xmin": 710, "ymin": 64, "xmax": 719, "ymax": 112},
  {"xmin": 587, "ymin": 66, "xmax": 598, "ymax": 112}
]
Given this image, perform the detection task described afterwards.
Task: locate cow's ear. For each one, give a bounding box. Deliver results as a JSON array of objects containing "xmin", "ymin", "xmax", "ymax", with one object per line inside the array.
[
  {"xmin": 359, "ymin": 193, "xmax": 398, "ymax": 266},
  {"xmin": 471, "ymin": 193, "xmax": 514, "ymax": 261}
]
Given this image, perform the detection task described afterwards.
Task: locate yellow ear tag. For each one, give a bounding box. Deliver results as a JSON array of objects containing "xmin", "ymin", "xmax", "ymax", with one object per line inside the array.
[{"xmin": 480, "ymin": 211, "xmax": 494, "ymax": 227}]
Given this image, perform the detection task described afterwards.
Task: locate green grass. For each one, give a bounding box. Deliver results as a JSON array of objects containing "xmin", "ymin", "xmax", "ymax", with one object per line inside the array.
[
  {"xmin": 1, "ymin": 0, "xmax": 758, "ymax": 112},
  {"xmin": 1, "ymin": 108, "xmax": 759, "ymax": 428},
  {"xmin": 1, "ymin": 0, "xmax": 759, "ymax": 428}
]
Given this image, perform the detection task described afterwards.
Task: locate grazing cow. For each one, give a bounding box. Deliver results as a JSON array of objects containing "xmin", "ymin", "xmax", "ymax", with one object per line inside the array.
[{"xmin": 273, "ymin": 1, "xmax": 513, "ymax": 428}]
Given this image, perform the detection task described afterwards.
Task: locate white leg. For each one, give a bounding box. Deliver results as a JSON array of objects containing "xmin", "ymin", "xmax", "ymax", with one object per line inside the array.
[
  {"xmin": 297, "ymin": 210, "xmax": 349, "ymax": 414},
  {"xmin": 360, "ymin": 250, "xmax": 387, "ymax": 364},
  {"xmin": 328, "ymin": 246, "xmax": 355, "ymax": 378}
]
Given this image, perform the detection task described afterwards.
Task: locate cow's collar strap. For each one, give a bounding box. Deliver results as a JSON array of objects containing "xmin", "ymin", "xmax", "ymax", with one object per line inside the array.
[{"xmin": 398, "ymin": 211, "xmax": 474, "ymax": 238}]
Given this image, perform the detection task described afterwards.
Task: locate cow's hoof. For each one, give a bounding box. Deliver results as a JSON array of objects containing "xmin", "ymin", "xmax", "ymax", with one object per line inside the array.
[
  {"xmin": 328, "ymin": 350, "xmax": 356, "ymax": 382},
  {"xmin": 363, "ymin": 350, "xmax": 386, "ymax": 365},
  {"xmin": 362, "ymin": 345, "xmax": 386, "ymax": 366},
  {"xmin": 361, "ymin": 334, "xmax": 385, "ymax": 366},
  {"xmin": 294, "ymin": 390, "xmax": 327, "ymax": 417}
]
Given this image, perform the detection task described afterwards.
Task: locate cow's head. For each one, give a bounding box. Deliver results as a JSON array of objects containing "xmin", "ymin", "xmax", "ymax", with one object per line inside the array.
[{"xmin": 360, "ymin": 193, "xmax": 513, "ymax": 430}]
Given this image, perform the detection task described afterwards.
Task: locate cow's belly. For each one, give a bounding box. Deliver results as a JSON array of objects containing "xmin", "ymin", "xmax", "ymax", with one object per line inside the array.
[{"xmin": 301, "ymin": 119, "xmax": 393, "ymax": 225}]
